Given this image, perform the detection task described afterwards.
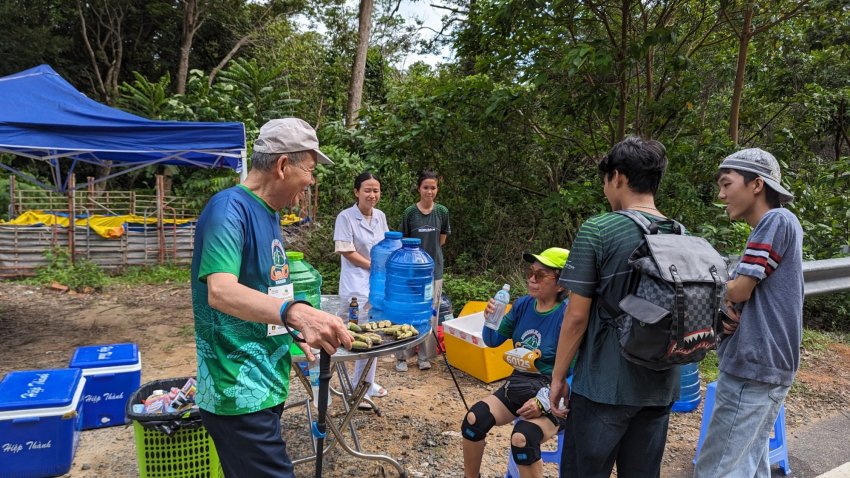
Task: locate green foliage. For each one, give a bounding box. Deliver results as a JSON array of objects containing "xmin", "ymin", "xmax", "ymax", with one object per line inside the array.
[
  {"xmin": 107, "ymin": 264, "xmax": 190, "ymax": 286},
  {"xmin": 442, "ymin": 272, "xmax": 501, "ymax": 316},
  {"xmin": 34, "ymin": 248, "xmax": 106, "ymax": 292},
  {"xmin": 118, "ymin": 72, "xmax": 182, "ymax": 119},
  {"xmin": 801, "ymin": 328, "xmax": 835, "ymax": 355},
  {"xmin": 218, "ymin": 57, "xmax": 301, "ymax": 128},
  {"xmin": 804, "ymin": 293, "xmax": 850, "ymax": 331},
  {"xmin": 698, "ymin": 351, "xmax": 719, "ymax": 384}
]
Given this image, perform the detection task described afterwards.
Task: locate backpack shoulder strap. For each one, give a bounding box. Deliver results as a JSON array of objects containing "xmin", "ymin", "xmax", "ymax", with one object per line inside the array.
[
  {"xmin": 616, "ymin": 210, "xmax": 652, "ymax": 234},
  {"xmin": 617, "ymin": 210, "xmax": 687, "ymax": 235}
]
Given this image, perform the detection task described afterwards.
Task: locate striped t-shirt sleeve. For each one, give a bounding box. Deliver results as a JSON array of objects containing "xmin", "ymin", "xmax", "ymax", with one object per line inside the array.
[
  {"xmin": 736, "ymin": 210, "xmax": 789, "ymax": 281},
  {"xmin": 559, "ymin": 218, "xmax": 602, "ymax": 298}
]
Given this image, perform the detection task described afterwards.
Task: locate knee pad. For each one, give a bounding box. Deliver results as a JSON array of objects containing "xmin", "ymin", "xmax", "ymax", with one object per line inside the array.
[
  {"xmin": 461, "ymin": 402, "xmax": 495, "ymax": 442},
  {"xmin": 511, "ymin": 420, "xmax": 544, "ymax": 465}
]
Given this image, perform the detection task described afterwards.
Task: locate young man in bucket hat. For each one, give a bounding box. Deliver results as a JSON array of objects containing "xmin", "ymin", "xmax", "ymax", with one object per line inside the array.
[
  {"xmin": 694, "ymin": 148, "xmax": 803, "ymax": 478},
  {"xmin": 192, "ymin": 118, "xmax": 351, "ymax": 477}
]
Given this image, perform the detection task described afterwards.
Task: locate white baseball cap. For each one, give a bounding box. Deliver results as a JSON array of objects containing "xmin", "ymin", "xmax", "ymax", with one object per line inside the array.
[{"xmin": 253, "ymin": 118, "xmax": 333, "ymax": 165}]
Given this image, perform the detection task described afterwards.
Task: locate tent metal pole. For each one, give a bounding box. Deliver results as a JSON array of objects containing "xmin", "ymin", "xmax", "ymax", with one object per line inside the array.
[
  {"xmin": 62, "ymin": 158, "xmax": 78, "ymax": 193},
  {"xmin": 156, "ymin": 175, "xmax": 165, "ymax": 265},
  {"xmin": 240, "ymin": 150, "xmax": 248, "ymax": 183},
  {"xmin": 50, "ymin": 157, "xmax": 62, "ymax": 193},
  {"xmin": 67, "ymin": 174, "xmax": 76, "ymax": 264},
  {"xmin": 0, "ymin": 163, "xmax": 52, "ymax": 191}
]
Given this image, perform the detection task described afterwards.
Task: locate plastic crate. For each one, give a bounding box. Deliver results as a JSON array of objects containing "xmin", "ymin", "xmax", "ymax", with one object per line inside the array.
[
  {"xmin": 128, "ymin": 377, "xmax": 223, "ymax": 478},
  {"xmin": 443, "ymin": 311, "xmax": 514, "ymax": 383},
  {"xmin": 132, "ymin": 421, "xmax": 223, "ymax": 478}
]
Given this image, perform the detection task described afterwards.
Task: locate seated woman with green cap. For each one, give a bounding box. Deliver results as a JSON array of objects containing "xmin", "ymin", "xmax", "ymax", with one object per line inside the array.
[{"xmin": 460, "ymin": 247, "xmax": 571, "ymax": 478}]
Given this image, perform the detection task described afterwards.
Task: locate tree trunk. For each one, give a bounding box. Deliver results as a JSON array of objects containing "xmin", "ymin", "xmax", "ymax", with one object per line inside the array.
[
  {"xmin": 729, "ymin": 4, "xmax": 754, "ymax": 145},
  {"xmin": 345, "ymin": 0, "xmax": 374, "ymax": 128},
  {"xmin": 76, "ymin": 0, "xmax": 126, "ymax": 104},
  {"xmin": 616, "ymin": 0, "xmax": 630, "ymax": 141},
  {"xmin": 94, "ymin": 163, "xmax": 111, "ymax": 192},
  {"xmin": 177, "ymin": 0, "xmax": 204, "ymax": 95}
]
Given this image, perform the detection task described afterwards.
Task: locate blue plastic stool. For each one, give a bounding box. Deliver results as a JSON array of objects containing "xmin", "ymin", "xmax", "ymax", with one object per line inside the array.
[
  {"xmin": 693, "ymin": 381, "xmax": 791, "ymax": 475},
  {"xmin": 505, "ymin": 425, "xmax": 564, "ymax": 478}
]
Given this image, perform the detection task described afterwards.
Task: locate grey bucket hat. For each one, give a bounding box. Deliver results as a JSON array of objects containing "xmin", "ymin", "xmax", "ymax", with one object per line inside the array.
[
  {"xmin": 719, "ymin": 148, "xmax": 793, "ymax": 204},
  {"xmin": 253, "ymin": 118, "xmax": 333, "ymax": 165}
]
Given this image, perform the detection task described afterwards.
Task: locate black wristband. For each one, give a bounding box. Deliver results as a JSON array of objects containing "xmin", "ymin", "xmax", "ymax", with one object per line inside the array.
[{"xmin": 280, "ymin": 300, "xmax": 312, "ymax": 343}]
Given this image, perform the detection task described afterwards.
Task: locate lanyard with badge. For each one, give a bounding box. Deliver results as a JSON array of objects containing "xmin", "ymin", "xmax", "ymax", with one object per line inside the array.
[{"xmin": 267, "ymin": 283, "xmax": 295, "ymax": 337}]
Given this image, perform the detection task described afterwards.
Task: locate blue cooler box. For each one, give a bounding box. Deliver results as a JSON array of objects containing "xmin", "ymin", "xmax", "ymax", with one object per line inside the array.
[
  {"xmin": 0, "ymin": 368, "xmax": 86, "ymax": 478},
  {"xmin": 69, "ymin": 343, "xmax": 141, "ymax": 429}
]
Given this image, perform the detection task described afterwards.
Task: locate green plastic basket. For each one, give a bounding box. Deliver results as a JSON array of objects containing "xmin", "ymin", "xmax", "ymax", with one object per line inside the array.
[{"xmin": 132, "ymin": 421, "xmax": 224, "ymax": 478}]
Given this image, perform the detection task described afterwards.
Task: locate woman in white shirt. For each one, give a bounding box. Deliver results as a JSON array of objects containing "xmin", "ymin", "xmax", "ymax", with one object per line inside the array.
[{"xmin": 333, "ymin": 171, "xmax": 389, "ymax": 402}]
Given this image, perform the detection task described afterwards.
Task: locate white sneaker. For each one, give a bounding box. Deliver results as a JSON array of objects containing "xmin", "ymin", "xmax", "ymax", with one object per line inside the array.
[
  {"xmin": 418, "ymin": 359, "xmax": 432, "ymax": 370},
  {"xmin": 395, "ymin": 360, "xmax": 408, "ymax": 372}
]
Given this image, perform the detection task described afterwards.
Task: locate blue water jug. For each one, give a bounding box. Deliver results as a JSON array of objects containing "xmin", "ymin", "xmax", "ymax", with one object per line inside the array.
[
  {"xmin": 672, "ymin": 363, "xmax": 701, "ymax": 412},
  {"xmin": 368, "ymin": 231, "xmax": 403, "ymax": 320},
  {"xmin": 383, "ymin": 238, "xmax": 434, "ymax": 334}
]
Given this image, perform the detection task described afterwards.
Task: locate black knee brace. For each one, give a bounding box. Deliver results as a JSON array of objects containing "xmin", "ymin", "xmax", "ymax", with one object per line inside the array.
[
  {"xmin": 511, "ymin": 420, "xmax": 544, "ymax": 465},
  {"xmin": 460, "ymin": 402, "xmax": 495, "ymax": 442}
]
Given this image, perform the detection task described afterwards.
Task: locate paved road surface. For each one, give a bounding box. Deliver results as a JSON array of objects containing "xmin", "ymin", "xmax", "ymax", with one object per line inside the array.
[{"xmin": 668, "ymin": 410, "xmax": 850, "ymax": 477}]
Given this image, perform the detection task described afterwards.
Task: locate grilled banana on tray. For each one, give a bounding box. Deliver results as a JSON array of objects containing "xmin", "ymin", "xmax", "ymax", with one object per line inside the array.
[{"xmin": 346, "ymin": 321, "xmax": 419, "ymax": 350}]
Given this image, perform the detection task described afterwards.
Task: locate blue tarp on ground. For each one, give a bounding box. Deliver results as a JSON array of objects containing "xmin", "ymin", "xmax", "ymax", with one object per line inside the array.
[{"xmin": 0, "ymin": 65, "xmax": 246, "ymax": 191}]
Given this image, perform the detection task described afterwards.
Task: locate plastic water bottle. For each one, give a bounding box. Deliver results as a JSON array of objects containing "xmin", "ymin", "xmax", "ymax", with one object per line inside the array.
[
  {"xmin": 287, "ymin": 251, "xmax": 322, "ymax": 309},
  {"xmin": 298, "ymin": 350, "xmax": 330, "ymax": 408},
  {"xmin": 484, "ymin": 284, "xmax": 511, "ymax": 330},
  {"xmin": 368, "ymin": 231, "xmax": 403, "ymax": 321},
  {"xmin": 383, "ymin": 238, "xmax": 434, "ymax": 334}
]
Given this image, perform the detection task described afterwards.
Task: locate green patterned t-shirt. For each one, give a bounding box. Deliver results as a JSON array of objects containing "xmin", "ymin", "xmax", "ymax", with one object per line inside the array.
[
  {"xmin": 191, "ymin": 185, "xmax": 293, "ymax": 415},
  {"xmin": 558, "ymin": 211, "xmax": 679, "ymax": 407}
]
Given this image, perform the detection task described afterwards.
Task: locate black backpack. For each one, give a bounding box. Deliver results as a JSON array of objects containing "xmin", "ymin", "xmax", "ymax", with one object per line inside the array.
[{"xmin": 601, "ymin": 210, "xmax": 729, "ymax": 371}]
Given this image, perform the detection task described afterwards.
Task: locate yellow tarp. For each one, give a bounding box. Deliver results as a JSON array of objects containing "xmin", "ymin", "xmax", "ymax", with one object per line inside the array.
[
  {"xmin": 0, "ymin": 211, "xmax": 195, "ymax": 239},
  {"xmin": 280, "ymin": 213, "xmax": 302, "ymax": 227}
]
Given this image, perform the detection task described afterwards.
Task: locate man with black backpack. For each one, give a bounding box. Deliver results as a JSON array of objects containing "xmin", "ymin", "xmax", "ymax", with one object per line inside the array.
[{"xmin": 550, "ymin": 137, "xmax": 680, "ymax": 478}]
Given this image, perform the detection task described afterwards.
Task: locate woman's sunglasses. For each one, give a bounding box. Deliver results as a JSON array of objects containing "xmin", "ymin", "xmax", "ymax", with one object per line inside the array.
[{"xmin": 526, "ymin": 266, "xmax": 558, "ymax": 282}]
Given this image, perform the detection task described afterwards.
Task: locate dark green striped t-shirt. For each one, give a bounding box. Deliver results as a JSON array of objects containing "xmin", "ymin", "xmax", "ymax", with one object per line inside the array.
[{"xmin": 558, "ymin": 211, "xmax": 679, "ymax": 407}]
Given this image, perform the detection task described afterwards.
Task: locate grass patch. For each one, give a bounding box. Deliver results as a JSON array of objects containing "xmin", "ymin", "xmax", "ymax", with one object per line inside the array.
[
  {"xmin": 177, "ymin": 324, "xmax": 194, "ymax": 338},
  {"xmin": 107, "ymin": 264, "xmax": 190, "ymax": 286},
  {"xmin": 698, "ymin": 350, "xmax": 719, "ymax": 383},
  {"xmin": 801, "ymin": 328, "xmax": 833, "ymax": 355},
  {"xmin": 31, "ymin": 247, "xmax": 106, "ymax": 292}
]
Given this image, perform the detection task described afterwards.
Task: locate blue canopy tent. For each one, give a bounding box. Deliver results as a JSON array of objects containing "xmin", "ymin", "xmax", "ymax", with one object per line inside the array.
[{"xmin": 0, "ymin": 65, "xmax": 246, "ymax": 193}]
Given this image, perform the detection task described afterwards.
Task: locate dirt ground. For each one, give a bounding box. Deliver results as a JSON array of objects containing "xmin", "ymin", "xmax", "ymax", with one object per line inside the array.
[{"xmin": 1, "ymin": 282, "xmax": 848, "ymax": 478}]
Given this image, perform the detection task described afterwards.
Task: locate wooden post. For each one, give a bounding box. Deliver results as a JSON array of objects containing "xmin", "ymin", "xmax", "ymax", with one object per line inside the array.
[
  {"xmin": 8, "ymin": 175, "xmax": 16, "ymax": 219},
  {"xmin": 87, "ymin": 177, "xmax": 95, "ymax": 213},
  {"xmin": 67, "ymin": 175, "xmax": 76, "ymax": 264},
  {"xmin": 156, "ymin": 174, "xmax": 165, "ymax": 265}
]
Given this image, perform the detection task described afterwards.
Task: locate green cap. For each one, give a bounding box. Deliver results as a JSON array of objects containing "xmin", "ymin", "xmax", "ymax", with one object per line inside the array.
[
  {"xmin": 286, "ymin": 251, "xmax": 304, "ymax": 261},
  {"xmin": 523, "ymin": 247, "xmax": 570, "ymax": 270}
]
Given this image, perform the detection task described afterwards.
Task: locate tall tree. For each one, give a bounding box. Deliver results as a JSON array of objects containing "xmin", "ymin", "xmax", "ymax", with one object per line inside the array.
[
  {"xmin": 724, "ymin": 0, "xmax": 809, "ymax": 144},
  {"xmin": 76, "ymin": 0, "xmax": 130, "ymax": 104},
  {"xmin": 177, "ymin": 0, "xmax": 207, "ymax": 95},
  {"xmin": 346, "ymin": 0, "xmax": 374, "ymax": 127}
]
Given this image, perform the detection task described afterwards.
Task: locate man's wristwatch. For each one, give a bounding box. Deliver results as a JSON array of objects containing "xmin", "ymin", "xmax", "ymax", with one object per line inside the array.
[{"xmin": 279, "ymin": 300, "xmax": 312, "ymax": 343}]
